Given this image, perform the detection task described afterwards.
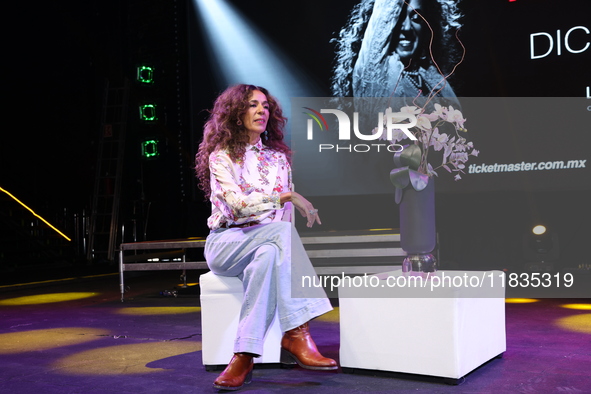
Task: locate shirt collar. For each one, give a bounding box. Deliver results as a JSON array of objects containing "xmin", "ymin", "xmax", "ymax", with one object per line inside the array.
[{"xmin": 248, "ymin": 138, "xmax": 265, "ymax": 152}]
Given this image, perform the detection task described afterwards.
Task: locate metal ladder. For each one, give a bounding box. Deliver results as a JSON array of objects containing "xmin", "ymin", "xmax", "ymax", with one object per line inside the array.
[{"xmin": 87, "ymin": 79, "xmax": 130, "ymax": 263}]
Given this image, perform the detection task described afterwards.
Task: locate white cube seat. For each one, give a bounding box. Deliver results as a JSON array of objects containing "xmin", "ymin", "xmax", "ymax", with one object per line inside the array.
[
  {"xmin": 199, "ymin": 271, "xmax": 282, "ymax": 368},
  {"xmin": 339, "ymin": 269, "xmax": 506, "ymax": 382}
]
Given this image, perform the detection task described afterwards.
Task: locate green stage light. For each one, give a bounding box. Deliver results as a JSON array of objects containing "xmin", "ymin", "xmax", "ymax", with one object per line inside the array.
[
  {"xmin": 139, "ymin": 104, "xmax": 157, "ymax": 122},
  {"xmin": 141, "ymin": 139, "xmax": 159, "ymax": 158},
  {"xmin": 136, "ymin": 65, "xmax": 154, "ymax": 84}
]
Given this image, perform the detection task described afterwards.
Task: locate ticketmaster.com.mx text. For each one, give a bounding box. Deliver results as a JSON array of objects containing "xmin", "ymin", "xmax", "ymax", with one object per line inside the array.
[{"xmin": 468, "ymin": 159, "xmax": 586, "ymax": 174}]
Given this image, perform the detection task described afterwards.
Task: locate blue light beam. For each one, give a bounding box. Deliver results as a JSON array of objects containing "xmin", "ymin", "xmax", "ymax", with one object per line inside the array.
[{"xmin": 193, "ymin": 0, "xmax": 320, "ymax": 125}]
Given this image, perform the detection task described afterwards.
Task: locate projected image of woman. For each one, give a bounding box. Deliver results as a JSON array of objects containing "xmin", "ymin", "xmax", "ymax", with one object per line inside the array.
[
  {"xmin": 195, "ymin": 84, "xmax": 337, "ymax": 391},
  {"xmin": 331, "ymin": 0, "xmax": 463, "ymax": 100}
]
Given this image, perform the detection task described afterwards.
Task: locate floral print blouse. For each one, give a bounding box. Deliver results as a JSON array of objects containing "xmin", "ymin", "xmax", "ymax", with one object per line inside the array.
[{"xmin": 207, "ymin": 139, "xmax": 292, "ymax": 230}]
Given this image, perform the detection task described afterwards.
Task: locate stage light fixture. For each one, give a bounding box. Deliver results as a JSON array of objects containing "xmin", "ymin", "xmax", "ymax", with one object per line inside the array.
[
  {"xmin": 141, "ymin": 139, "xmax": 160, "ymax": 158},
  {"xmin": 136, "ymin": 65, "xmax": 155, "ymax": 84},
  {"xmin": 523, "ymin": 224, "xmax": 559, "ymax": 272},
  {"xmin": 139, "ymin": 104, "xmax": 157, "ymax": 122},
  {"xmin": 529, "ymin": 232, "xmax": 553, "ymax": 254}
]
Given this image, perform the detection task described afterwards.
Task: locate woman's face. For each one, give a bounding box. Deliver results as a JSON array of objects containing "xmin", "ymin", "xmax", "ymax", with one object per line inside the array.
[
  {"xmin": 394, "ymin": 0, "xmax": 425, "ymax": 64},
  {"xmin": 241, "ymin": 89, "xmax": 269, "ymax": 144}
]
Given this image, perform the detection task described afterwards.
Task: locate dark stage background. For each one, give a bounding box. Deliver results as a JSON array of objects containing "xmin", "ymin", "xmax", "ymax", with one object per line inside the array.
[{"xmin": 2, "ymin": 0, "xmax": 590, "ymax": 278}]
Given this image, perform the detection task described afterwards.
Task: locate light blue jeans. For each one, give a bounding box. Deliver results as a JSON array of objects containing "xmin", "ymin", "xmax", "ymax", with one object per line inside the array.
[{"xmin": 204, "ymin": 221, "xmax": 332, "ymax": 356}]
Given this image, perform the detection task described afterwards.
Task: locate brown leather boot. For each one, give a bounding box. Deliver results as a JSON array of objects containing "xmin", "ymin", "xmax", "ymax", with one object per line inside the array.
[
  {"xmin": 281, "ymin": 322, "xmax": 338, "ymax": 370},
  {"xmin": 212, "ymin": 353, "xmax": 254, "ymax": 391}
]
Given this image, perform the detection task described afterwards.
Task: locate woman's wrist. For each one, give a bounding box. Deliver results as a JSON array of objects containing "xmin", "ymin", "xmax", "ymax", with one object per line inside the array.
[{"xmin": 279, "ymin": 192, "xmax": 292, "ymax": 205}]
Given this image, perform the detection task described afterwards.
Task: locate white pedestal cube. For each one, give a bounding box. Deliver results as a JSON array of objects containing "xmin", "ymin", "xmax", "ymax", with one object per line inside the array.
[
  {"xmin": 199, "ymin": 271, "xmax": 282, "ymax": 368},
  {"xmin": 339, "ymin": 269, "xmax": 506, "ymax": 381}
]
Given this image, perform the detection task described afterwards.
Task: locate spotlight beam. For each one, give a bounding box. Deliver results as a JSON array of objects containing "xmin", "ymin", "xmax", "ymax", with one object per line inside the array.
[{"xmin": 192, "ymin": 0, "xmax": 320, "ymax": 124}]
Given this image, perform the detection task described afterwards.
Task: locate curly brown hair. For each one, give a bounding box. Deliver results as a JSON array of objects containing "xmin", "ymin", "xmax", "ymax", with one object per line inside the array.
[
  {"xmin": 194, "ymin": 84, "xmax": 291, "ymax": 197},
  {"xmin": 331, "ymin": 0, "xmax": 463, "ymax": 97}
]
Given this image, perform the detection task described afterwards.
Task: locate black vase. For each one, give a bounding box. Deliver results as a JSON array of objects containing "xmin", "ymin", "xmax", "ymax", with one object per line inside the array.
[{"xmin": 399, "ymin": 177, "xmax": 437, "ymax": 273}]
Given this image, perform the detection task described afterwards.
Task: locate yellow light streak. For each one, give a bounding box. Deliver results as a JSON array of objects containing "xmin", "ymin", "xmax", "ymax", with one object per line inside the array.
[
  {"xmin": 116, "ymin": 307, "xmax": 201, "ymax": 315},
  {"xmin": 1, "ymin": 186, "xmax": 71, "ymax": 241},
  {"xmin": 0, "ymin": 328, "xmax": 110, "ymax": 354},
  {"xmin": 560, "ymin": 303, "xmax": 591, "ymax": 311},
  {"xmin": 505, "ymin": 298, "xmax": 539, "ymax": 303},
  {"xmin": 52, "ymin": 341, "xmax": 202, "ymax": 375},
  {"xmin": 0, "ymin": 273, "xmax": 117, "ymax": 290},
  {"xmin": 314, "ymin": 307, "xmax": 340, "ymax": 323},
  {"xmin": 555, "ymin": 314, "xmax": 591, "ymax": 334},
  {"xmin": 0, "ymin": 292, "xmax": 99, "ymax": 306}
]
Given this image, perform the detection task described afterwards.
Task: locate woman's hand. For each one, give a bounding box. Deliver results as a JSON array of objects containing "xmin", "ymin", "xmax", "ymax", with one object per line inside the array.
[{"xmin": 280, "ymin": 191, "xmax": 321, "ymax": 228}]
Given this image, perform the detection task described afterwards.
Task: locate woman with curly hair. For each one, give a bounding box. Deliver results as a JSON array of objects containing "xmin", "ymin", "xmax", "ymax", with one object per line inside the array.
[
  {"xmin": 331, "ymin": 0, "xmax": 463, "ymax": 100},
  {"xmin": 195, "ymin": 84, "xmax": 336, "ymax": 391}
]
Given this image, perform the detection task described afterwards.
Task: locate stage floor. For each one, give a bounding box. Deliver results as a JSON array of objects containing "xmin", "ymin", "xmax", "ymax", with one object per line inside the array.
[{"xmin": 1, "ymin": 270, "xmax": 590, "ymax": 393}]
